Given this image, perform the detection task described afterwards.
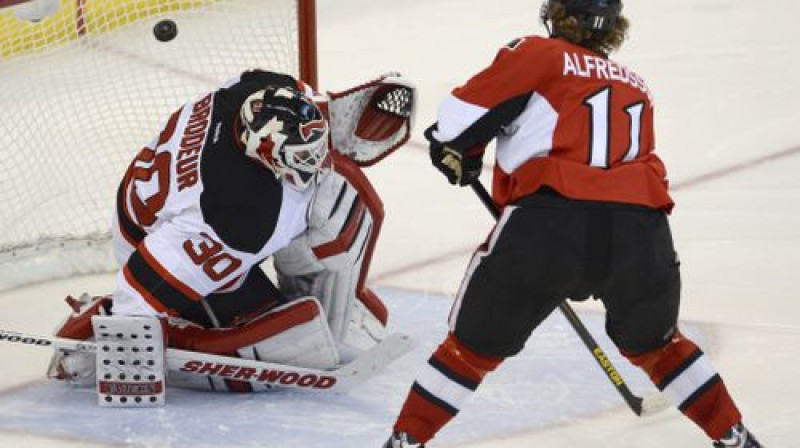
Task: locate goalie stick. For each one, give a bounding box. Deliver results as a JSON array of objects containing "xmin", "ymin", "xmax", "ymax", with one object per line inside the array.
[
  {"xmin": 0, "ymin": 328, "xmax": 415, "ymax": 394},
  {"xmin": 470, "ymin": 181, "xmax": 669, "ymax": 417}
]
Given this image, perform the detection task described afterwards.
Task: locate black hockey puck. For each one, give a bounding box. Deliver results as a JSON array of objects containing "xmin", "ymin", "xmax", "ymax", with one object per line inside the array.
[{"xmin": 153, "ymin": 19, "xmax": 178, "ymax": 42}]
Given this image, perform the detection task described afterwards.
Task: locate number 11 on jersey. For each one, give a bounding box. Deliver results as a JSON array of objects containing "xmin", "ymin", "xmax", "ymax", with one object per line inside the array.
[{"xmin": 583, "ymin": 86, "xmax": 645, "ymax": 169}]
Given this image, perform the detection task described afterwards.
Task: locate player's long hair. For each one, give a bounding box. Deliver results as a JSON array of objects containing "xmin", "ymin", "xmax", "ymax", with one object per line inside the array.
[{"xmin": 545, "ymin": 2, "xmax": 628, "ymax": 55}]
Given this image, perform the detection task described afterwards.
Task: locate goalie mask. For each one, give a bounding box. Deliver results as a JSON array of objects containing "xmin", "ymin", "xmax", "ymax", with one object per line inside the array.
[{"xmin": 240, "ymin": 85, "xmax": 330, "ymax": 191}]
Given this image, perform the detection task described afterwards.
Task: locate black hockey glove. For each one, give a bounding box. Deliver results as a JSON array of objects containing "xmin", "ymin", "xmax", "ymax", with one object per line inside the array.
[{"xmin": 426, "ymin": 124, "xmax": 483, "ymax": 186}]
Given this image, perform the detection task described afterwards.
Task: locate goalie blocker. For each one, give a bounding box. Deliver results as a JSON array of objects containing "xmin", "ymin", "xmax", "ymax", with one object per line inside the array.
[
  {"xmin": 92, "ymin": 315, "xmax": 166, "ymax": 407},
  {"xmin": 47, "ymin": 72, "xmax": 417, "ymax": 402}
]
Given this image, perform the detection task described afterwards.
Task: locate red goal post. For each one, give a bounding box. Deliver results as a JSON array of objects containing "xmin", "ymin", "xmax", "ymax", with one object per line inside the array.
[{"xmin": 0, "ymin": 0, "xmax": 318, "ymax": 291}]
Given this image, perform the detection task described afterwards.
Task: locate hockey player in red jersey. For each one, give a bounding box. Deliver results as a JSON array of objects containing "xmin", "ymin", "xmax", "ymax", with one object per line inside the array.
[
  {"xmin": 48, "ymin": 69, "xmax": 416, "ymax": 395},
  {"xmin": 384, "ymin": 1, "xmax": 761, "ymax": 447}
]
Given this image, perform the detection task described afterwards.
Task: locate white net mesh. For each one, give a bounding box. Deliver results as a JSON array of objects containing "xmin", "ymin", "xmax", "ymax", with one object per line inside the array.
[{"xmin": 0, "ymin": 0, "xmax": 305, "ymax": 290}]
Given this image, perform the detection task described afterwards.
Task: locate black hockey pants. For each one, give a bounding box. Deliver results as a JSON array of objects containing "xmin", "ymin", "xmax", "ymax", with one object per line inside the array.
[{"xmin": 449, "ymin": 189, "xmax": 682, "ymax": 358}]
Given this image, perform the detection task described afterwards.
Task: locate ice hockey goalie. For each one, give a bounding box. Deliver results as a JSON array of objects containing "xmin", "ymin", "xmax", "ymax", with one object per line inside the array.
[{"xmin": 46, "ymin": 70, "xmax": 416, "ymax": 396}]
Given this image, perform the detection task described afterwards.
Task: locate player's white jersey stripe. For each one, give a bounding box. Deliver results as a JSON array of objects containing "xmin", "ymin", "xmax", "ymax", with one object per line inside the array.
[
  {"xmin": 495, "ymin": 92, "xmax": 557, "ymax": 174},
  {"xmin": 432, "ymin": 93, "xmax": 488, "ymax": 142}
]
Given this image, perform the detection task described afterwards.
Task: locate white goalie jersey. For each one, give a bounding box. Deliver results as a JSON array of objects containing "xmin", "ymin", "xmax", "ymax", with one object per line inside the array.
[{"xmin": 49, "ymin": 71, "xmax": 416, "ymax": 394}]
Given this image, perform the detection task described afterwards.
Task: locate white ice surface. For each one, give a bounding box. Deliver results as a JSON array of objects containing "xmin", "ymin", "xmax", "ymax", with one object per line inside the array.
[
  {"xmin": 2, "ymin": 0, "xmax": 800, "ymax": 446},
  {"xmin": 0, "ymin": 280, "xmax": 706, "ymax": 448}
]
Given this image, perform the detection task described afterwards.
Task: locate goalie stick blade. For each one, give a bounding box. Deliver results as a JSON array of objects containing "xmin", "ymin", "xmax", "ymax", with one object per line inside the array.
[
  {"xmin": 1, "ymin": 328, "xmax": 416, "ymax": 394},
  {"xmin": 332, "ymin": 332, "xmax": 416, "ymax": 392},
  {"xmin": 165, "ymin": 332, "xmax": 416, "ymax": 393},
  {"xmin": 637, "ymin": 392, "xmax": 671, "ymax": 417}
]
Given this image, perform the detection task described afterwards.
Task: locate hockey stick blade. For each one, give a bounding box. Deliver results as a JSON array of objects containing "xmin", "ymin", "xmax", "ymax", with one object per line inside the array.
[
  {"xmin": 165, "ymin": 332, "xmax": 416, "ymax": 393},
  {"xmin": 638, "ymin": 392, "xmax": 671, "ymax": 417},
  {"xmin": 0, "ymin": 328, "xmax": 416, "ymax": 393}
]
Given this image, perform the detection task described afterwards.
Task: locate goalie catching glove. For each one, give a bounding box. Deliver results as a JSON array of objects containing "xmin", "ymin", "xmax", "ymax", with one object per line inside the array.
[{"xmin": 323, "ymin": 72, "xmax": 415, "ymax": 166}]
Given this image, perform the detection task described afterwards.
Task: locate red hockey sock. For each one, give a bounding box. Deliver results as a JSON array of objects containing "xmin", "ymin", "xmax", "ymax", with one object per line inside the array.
[
  {"xmin": 393, "ymin": 333, "xmax": 502, "ymax": 443},
  {"xmin": 623, "ymin": 331, "xmax": 742, "ymax": 440}
]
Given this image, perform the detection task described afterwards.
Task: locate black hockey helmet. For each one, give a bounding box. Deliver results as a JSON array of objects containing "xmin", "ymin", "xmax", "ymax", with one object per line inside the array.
[{"xmin": 541, "ymin": 0, "xmax": 623, "ymax": 33}]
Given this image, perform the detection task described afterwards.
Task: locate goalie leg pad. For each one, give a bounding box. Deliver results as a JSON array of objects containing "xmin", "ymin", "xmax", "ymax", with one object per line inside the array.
[
  {"xmin": 275, "ymin": 161, "xmax": 388, "ymax": 360},
  {"xmin": 47, "ymin": 294, "xmax": 111, "ymax": 386},
  {"xmin": 92, "ymin": 315, "xmax": 166, "ymax": 407},
  {"xmin": 238, "ymin": 297, "xmax": 339, "ymax": 369},
  {"xmin": 167, "ymin": 297, "xmax": 339, "ymax": 392},
  {"xmin": 53, "ymin": 294, "xmax": 112, "ymax": 340},
  {"xmin": 338, "ymin": 289, "xmax": 388, "ymax": 362}
]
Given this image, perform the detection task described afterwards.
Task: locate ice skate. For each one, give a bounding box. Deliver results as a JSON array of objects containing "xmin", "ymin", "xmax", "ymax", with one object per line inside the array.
[
  {"xmin": 713, "ymin": 423, "xmax": 762, "ymax": 448},
  {"xmin": 383, "ymin": 432, "xmax": 424, "ymax": 448}
]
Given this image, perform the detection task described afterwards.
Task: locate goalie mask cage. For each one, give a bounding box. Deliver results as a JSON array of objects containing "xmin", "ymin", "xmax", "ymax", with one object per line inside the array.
[{"xmin": 0, "ymin": 0, "xmax": 317, "ymax": 291}]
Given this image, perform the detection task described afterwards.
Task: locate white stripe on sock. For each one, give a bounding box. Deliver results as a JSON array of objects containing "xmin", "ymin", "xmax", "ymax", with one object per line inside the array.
[
  {"xmin": 662, "ymin": 353, "xmax": 717, "ymax": 406},
  {"xmin": 416, "ymin": 361, "xmax": 473, "ymax": 411}
]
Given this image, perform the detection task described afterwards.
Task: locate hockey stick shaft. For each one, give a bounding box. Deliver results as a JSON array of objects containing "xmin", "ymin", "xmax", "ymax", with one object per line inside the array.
[
  {"xmin": 0, "ymin": 328, "xmax": 414, "ymax": 393},
  {"xmin": 470, "ymin": 181, "xmax": 649, "ymax": 416}
]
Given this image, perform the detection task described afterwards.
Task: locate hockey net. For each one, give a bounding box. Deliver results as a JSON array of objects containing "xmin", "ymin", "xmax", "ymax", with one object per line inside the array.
[{"xmin": 0, "ymin": 0, "xmax": 317, "ymax": 291}]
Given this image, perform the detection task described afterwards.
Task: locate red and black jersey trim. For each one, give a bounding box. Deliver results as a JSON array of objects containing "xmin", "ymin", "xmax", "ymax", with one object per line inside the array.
[
  {"xmin": 445, "ymin": 93, "xmax": 531, "ymax": 152},
  {"xmin": 504, "ymin": 37, "xmax": 524, "ymax": 50},
  {"xmin": 116, "ymin": 183, "xmax": 146, "ymax": 246},
  {"xmin": 123, "ymin": 245, "xmax": 202, "ymax": 315},
  {"xmin": 411, "ymin": 382, "xmax": 458, "ymax": 416}
]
